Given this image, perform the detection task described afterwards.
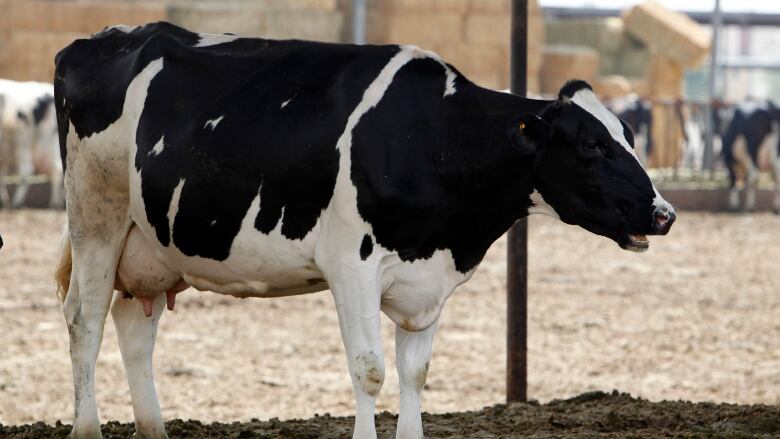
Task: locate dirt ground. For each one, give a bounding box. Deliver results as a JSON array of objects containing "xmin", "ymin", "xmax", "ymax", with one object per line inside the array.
[
  {"xmin": 4, "ymin": 391, "xmax": 780, "ymax": 438},
  {"xmin": 1, "ymin": 210, "xmax": 780, "ymax": 434}
]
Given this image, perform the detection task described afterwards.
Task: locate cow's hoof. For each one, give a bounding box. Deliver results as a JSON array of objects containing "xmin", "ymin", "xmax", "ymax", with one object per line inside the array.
[{"xmin": 68, "ymin": 428, "xmax": 103, "ymax": 439}]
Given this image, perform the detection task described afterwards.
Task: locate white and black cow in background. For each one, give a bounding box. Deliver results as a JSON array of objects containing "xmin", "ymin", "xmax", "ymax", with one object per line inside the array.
[
  {"xmin": 610, "ymin": 96, "xmax": 705, "ymax": 170},
  {"xmin": 721, "ymin": 99, "xmax": 780, "ymax": 212},
  {"xmin": 611, "ymin": 96, "xmax": 653, "ymax": 166},
  {"xmin": 53, "ymin": 22, "xmax": 676, "ymax": 439},
  {"xmin": 0, "ymin": 79, "xmax": 64, "ymax": 208}
]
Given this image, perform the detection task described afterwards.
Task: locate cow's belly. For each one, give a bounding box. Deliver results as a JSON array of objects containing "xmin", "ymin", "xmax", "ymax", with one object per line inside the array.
[{"xmin": 127, "ymin": 189, "xmax": 327, "ymax": 299}]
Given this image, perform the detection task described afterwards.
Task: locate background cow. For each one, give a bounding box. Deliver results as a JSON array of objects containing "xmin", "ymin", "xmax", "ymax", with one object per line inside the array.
[
  {"xmin": 612, "ymin": 96, "xmax": 653, "ymax": 166},
  {"xmin": 721, "ymin": 99, "xmax": 780, "ymax": 212},
  {"xmin": 54, "ymin": 22, "xmax": 674, "ymax": 439},
  {"xmin": 0, "ymin": 79, "xmax": 63, "ymax": 208}
]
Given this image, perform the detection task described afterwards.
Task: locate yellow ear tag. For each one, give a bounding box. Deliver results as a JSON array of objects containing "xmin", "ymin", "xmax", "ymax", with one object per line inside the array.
[{"xmin": 519, "ymin": 122, "xmax": 526, "ymax": 130}]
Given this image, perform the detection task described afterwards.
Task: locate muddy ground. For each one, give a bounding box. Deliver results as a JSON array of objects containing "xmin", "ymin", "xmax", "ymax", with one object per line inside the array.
[
  {"xmin": 4, "ymin": 391, "xmax": 780, "ymax": 438},
  {"xmin": 1, "ymin": 210, "xmax": 779, "ymax": 436}
]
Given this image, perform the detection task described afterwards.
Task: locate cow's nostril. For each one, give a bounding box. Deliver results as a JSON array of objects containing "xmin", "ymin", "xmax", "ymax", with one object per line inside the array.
[{"xmin": 652, "ymin": 209, "xmax": 675, "ymax": 234}]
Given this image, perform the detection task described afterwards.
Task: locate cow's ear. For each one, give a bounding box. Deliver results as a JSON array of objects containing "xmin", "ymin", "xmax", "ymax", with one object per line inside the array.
[{"xmin": 508, "ymin": 114, "xmax": 548, "ymax": 155}]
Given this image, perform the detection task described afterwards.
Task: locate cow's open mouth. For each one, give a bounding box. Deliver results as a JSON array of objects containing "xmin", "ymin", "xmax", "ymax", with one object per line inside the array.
[{"xmin": 619, "ymin": 234, "xmax": 649, "ymax": 252}]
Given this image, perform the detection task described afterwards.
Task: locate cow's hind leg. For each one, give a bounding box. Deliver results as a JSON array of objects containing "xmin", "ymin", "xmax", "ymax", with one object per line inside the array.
[
  {"xmin": 111, "ymin": 292, "xmax": 167, "ymax": 439},
  {"xmin": 10, "ymin": 128, "xmax": 34, "ymax": 208},
  {"xmin": 395, "ymin": 322, "xmax": 438, "ymax": 439},
  {"xmin": 64, "ymin": 206, "xmax": 131, "ymax": 438},
  {"xmin": 329, "ymin": 272, "xmax": 384, "ymax": 439},
  {"xmin": 0, "ymin": 166, "xmax": 10, "ymax": 208}
]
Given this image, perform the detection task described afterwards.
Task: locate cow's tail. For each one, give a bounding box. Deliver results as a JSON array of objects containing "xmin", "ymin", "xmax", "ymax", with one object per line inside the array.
[{"xmin": 55, "ymin": 223, "xmax": 72, "ymax": 302}]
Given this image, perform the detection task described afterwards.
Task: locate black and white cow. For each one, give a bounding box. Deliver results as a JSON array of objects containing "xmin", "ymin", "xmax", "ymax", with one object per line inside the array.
[
  {"xmin": 0, "ymin": 79, "xmax": 63, "ymax": 208},
  {"xmin": 721, "ymin": 99, "xmax": 780, "ymax": 212},
  {"xmin": 612, "ymin": 96, "xmax": 653, "ymax": 166},
  {"xmin": 611, "ymin": 97, "xmax": 703, "ymax": 170},
  {"xmin": 53, "ymin": 22, "xmax": 675, "ymax": 439}
]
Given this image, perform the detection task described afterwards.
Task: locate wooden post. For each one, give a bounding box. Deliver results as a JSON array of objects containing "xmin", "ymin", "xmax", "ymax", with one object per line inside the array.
[{"xmin": 507, "ymin": 0, "xmax": 528, "ymax": 404}]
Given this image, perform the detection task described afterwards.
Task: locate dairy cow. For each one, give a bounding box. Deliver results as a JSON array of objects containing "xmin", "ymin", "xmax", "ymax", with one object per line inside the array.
[
  {"xmin": 0, "ymin": 79, "xmax": 63, "ymax": 208},
  {"xmin": 721, "ymin": 99, "xmax": 780, "ymax": 212},
  {"xmin": 54, "ymin": 22, "xmax": 675, "ymax": 439}
]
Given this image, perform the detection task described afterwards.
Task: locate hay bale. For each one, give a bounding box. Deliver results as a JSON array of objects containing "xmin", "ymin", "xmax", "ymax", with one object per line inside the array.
[
  {"xmin": 623, "ymin": 0, "xmax": 710, "ymax": 69},
  {"xmin": 646, "ymin": 53, "xmax": 684, "ymax": 98},
  {"xmin": 544, "ymin": 17, "xmax": 652, "ymax": 78},
  {"xmin": 545, "ymin": 17, "xmax": 625, "ymax": 55},
  {"xmin": 540, "ymin": 45, "xmax": 599, "ymax": 95},
  {"xmin": 593, "ymin": 75, "xmax": 632, "ymax": 99},
  {"xmin": 649, "ymin": 102, "xmax": 684, "ymax": 168}
]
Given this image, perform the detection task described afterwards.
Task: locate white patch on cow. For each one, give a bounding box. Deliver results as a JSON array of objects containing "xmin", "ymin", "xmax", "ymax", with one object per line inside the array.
[
  {"xmin": 528, "ymin": 190, "xmax": 559, "ymax": 219},
  {"xmin": 194, "ymin": 33, "xmax": 240, "ymax": 48},
  {"xmin": 210, "ymin": 220, "xmax": 217, "ymax": 226},
  {"xmin": 108, "ymin": 24, "xmax": 138, "ymax": 33},
  {"xmin": 320, "ymin": 46, "xmax": 472, "ymax": 333},
  {"xmin": 204, "ymin": 116, "xmax": 224, "ymax": 130},
  {"xmin": 571, "ymin": 88, "xmax": 635, "ymax": 157},
  {"xmin": 404, "ymin": 47, "xmax": 456, "ymax": 98},
  {"xmin": 443, "ymin": 68, "xmax": 456, "ymax": 97},
  {"xmin": 280, "ymin": 98, "xmax": 292, "ymax": 109},
  {"xmin": 167, "ymin": 178, "xmax": 185, "ymax": 241},
  {"xmin": 148, "ymin": 136, "xmax": 165, "ymax": 156}
]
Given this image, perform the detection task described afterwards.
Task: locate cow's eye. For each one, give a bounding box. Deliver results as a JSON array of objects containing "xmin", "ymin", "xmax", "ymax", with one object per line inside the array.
[{"xmin": 583, "ymin": 141, "xmax": 604, "ymax": 155}]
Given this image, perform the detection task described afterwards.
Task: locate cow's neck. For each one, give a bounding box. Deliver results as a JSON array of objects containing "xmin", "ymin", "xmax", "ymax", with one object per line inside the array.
[{"xmin": 436, "ymin": 85, "xmax": 551, "ymax": 270}]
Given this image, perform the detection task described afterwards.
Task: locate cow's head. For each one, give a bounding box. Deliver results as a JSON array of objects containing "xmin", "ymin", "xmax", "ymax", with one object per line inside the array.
[{"xmin": 509, "ymin": 80, "xmax": 675, "ymax": 251}]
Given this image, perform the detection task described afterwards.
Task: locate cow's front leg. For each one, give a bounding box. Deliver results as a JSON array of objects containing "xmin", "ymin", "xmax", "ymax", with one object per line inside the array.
[
  {"xmin": 745, "ymin": 166, "xmax": 759, "ymax": 211},
  {"xmin": 111, "ymin": 293, "xmax": 167, "ymax": 439},
  {"xmin": 330, "ymin": 273, "xmax": 384, "ymax": 439},
  {"xmin": 772, "ymin": 155, "xmax": 780, "ymax": 214},
  {"xmin": 395, "ymin": 322, "xmax": 438, "ymax": 439},
  {"xmin": 728, "ymin": 186, "xmax": 741, "ymax": 211}
]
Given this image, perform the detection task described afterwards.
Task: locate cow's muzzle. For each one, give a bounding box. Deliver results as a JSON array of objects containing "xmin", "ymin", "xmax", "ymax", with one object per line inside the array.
[{"xmin": 651, "ymin": 205, "xmax": 676, "ymax": 235}]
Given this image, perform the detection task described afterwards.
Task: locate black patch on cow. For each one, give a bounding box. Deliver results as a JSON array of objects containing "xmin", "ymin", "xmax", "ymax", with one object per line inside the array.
[
  {"xmin": 56, "ymin": 22, "xmax": 398, "ymax": 260},
  {"xmin": 359, "ymin": 234, "xmax": 373, "ymax": 260},
  {"xmin": 617, "ymin": 100, "xmax": 652, "ymax": 155},
  {"xmin": 619, "ymin": 119, "xmax": 634, "ymax": 148},
  {"xmin": 558, "ymin": 79, "xmax": 593, "ymax": 99},
  {"xmin": 55, "ymin": 23, "xmax": 199, "ymax": 140},
  {"xmin": 722, "ymin": 101, "xmax": 780, "ymax": 187},
  {"xmin": 32, "ymin": 94, "xmax": 54, "ymax": 125},
  {"xmin": 16, "ymin": 111, "xmax": 28, "ymax": 124},
  {"xmin": 351, "ymin": 59, "xmax": 550, "ymax": 272}
]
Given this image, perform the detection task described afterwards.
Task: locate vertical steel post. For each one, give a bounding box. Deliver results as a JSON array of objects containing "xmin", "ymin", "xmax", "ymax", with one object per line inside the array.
[
  {"xmin": 507, "ymin": 0, "xmax": 528, "ymax": 404},
  {"xmin": 703, "ymin": 0, "xmax": 722, "ymax": 173},
  {"xmin": 352, "ymin": 0, "xmax": 367, "ymax": 45}
]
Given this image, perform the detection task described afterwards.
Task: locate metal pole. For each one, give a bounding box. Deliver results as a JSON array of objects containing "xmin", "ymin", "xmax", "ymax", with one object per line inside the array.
[
  {"xmin": 703, "ymin": 0, "xmax": 722, "ymax": 174},
  {"xmin": 352, "ymin": 0, "xmax": 367, "ymax": 44},
  {"xmin": 507, "ymin": 0, "xmax": 528, "ymax": 404}
]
